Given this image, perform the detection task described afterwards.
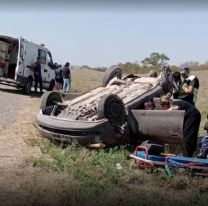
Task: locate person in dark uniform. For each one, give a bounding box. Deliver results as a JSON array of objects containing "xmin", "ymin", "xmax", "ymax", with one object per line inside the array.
[
  {"xmin": 178, "ymin": 67, "xmax": 199, "ymax": 106},
  {"xmin": 172, "ymin": 71, "xmax": 182, "ymax": 99},
  {"xmin": 32, "ymin": 56, "xmax": 43, "ymax": 94},
  {"xmin": 159, "ymin": 93, "xmax": 201, "ymax": 157},
  {"xmin": 53, "ymin": 63, "xmax": 63, "ymax": 91}
]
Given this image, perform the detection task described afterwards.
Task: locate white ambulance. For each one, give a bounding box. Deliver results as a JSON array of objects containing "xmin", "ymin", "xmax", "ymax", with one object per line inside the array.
[{"xmin": 0, "ymin": 35, "xmax": 56, "ymax": 94}]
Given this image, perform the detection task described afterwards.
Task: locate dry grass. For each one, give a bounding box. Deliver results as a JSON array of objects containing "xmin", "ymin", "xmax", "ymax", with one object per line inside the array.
[
  {"xmin": 194, "ymin": 70, "xmax": 208, "ymax": 134},
  {"xmin": 70, "ymin": 68, "xmax": 105, "ymax": 93}
]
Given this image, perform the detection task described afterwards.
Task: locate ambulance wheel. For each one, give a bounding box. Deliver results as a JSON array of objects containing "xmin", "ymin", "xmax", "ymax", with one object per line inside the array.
[{"xmin": 23, "ymin": 77, "xmax": 32, "ymax": 94}]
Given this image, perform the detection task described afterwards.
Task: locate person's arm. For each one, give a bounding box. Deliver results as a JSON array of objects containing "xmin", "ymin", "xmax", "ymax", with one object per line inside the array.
[
  {"xmin": 31, "ymin": 62, "xmax": 36, "ymax": 71},
  {"xmin": 68, "ymin": 69, "xmax": 71, "ymax": 79},
  {"xmin": 183, "ymin": 85, "xmax": 194, "ymax": 94},
  {"xmin": 168, "ymin": 104, "xmax": 179, "ymax": 110},
  {"xmin": 172, "ymin": 80, "xmax": 180, "ymax": 93},
  {"xmin": 183, "ymin": 79, "xmax": 196, "ymax": 94}
]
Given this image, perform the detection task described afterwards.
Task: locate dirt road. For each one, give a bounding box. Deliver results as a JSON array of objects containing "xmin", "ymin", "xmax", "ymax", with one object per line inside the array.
[{"xmin": 0, "ymin": 85, "xmax": 42, "ymax": 205}]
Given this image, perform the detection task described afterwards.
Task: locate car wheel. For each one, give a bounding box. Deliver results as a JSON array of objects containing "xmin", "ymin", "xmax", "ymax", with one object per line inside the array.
[
  {"xmin": 98, "ymin": 93, "xmax": 126, "ymax": 125},
  {"xmin": 22, "ymin": 77, "xmax": 32, "ymax": 94},
  {"xmin": 102, "ymin": 67, "xmax": 122, "ymax": 86},
  {"xmin": 48, "ymin": 79, "xmax": 55, "ymax": 91},
  {"xmin": 40, "ymin": 91, "xmax": 62, "ymax": 110}
]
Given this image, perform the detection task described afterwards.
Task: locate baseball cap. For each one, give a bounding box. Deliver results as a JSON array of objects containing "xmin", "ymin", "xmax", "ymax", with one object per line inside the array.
[{"xmin": 180, "ymin": 67, "xmax": 190, "ymax": 74}]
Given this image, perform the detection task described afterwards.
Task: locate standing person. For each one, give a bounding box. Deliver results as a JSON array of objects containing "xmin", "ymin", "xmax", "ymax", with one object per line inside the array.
[
  {"xmin": 159, "ymin": 93, "xmax": 201, "ymax": 157},
  {"xmin": 198, "ymin": 115, "xmax": 208, "ymax": 159},
  {"xmin": 58, "ymin": 64, "xmax": 63, "ymax": 89},
  {"xmin": 62, "ymin": 62, "xmax": 71, "ymax": 93},
  {"xmin": 31, "ymin": 56, "xmax": 43, "ymax": 94},
  {"xmin": 178, "ymin": 67, "xmax": 199, "ymax": 106},
  {"xmin": 54, "ymin": 63, "xmax": 63, "ymax": 91},
  {"xmin": 172, "ymin": 71, "xmax": 182, "ymax": 99}
]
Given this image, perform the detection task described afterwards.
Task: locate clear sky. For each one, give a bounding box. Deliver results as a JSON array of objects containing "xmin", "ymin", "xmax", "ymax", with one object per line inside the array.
[{"xmin": 1, "ymin": 1, "xmax": 208, "ymax": 67}]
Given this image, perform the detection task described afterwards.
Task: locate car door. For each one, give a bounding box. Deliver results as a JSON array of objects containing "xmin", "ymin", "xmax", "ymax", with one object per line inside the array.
[
  {"xmin": 15, "ymin": 37, "xmax": 26, "ymax": 79},
  {"xmin": 131, "ymin": 110, "xmax": 185, "ymax": 144},
  {"xmin": 45, "ymin": 51, "xmax": 55, "ymax": 83}
]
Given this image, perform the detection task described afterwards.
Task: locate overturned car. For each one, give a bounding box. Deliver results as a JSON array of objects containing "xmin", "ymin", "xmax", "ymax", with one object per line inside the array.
[{"xmin": 36, "ymin": 66, "xmax": 184, "ymax": 147}]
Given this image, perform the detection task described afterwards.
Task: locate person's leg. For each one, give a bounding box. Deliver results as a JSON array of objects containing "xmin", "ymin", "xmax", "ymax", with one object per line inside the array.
[
  {"xmin": 183, "ymin": 112, "xmax": 201, "ymax": 157},
  {"xmin": 57, "ymin": 79, "xmax": 62, "ymax": 91},
  {"xmin": 56, "ymin": 82, "xmax": 61, "ymax": 91},
  {"xmin": 68, "ymin": 80, "xmax": 71, "ymax": 91},
  {"xmin": 205, "ymin": 136, "xmax": 208, "ymax": 157},
  {"xmin": 63, "ymin": 79, "xmax": 67, "ymax": 93},
  {"xmin": 54, "ymin": 81, "xmax": 58, "ymax": 91},
  {"xmin": 7, "ymin": 64, "xmax": 12, "ymax": 78},
  {"xmin": 66, "ymin": 79, "xmax": 70, "ymax": 93},
  {"xmin": 58, "ymin": 82, "xmax": 62, "ymax": 91},
  {"xmin": 34, "ymin": 75, "xmax": 38, "ymax": 92},
  {"xmin": 39, "ymin": 77, "xmax": 43, "ymax": 94},
  {"xmin": 61, "ymin": 78, "xmax": 63, "ymax": 89},
  {"xmin": 11, "ymin": 63, "xmax": 16, "ymax": 79},
  {"xmin": 54, "ymin": 78, "xmax": 58, "ymax": 91},
  {"xmin": 201, "ymin": 136, "xmax": 208, "ymax": 158}
]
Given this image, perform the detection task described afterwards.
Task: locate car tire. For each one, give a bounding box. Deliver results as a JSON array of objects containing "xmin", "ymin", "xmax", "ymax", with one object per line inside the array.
[
  {"xmin": 22, "ymin": 77, "xmax": 33, "ymax": 94},
  {"xmin": 98, "ymin": 93, "xmax": 126, "ymax": 124},
  {"xmin": 102, "ymin": 67, "xmax": 122, "ymax": 86},
  {"xmin": 40, "ymin": 91, "xmax": 62, "ymax": 110},
  {"xmin": 48, "ymin": 79, "xmax": 55, "ymax": 91}
]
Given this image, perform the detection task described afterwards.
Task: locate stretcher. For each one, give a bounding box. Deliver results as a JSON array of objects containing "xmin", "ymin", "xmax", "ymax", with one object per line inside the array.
[
  {"xmin": 130, "ymin": 145, "xmax": 167, "ymax": 167},
  {"xmin": 130, "ymin": 145, "xmax": 208, "ymax": 176}
]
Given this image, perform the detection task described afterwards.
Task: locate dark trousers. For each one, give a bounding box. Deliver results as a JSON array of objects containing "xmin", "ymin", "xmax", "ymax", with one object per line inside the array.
[
  {"xmin": 55, "ymin": 78, "xmax": 63, "ymax": 89},
  {"xmin": 34, "ymin": 74, "xmax": 43, "ymax": 93},
  {"xmin": 183, "ymin": 111, "xmax": 201, "ymax": 157},
  {"xmin": 7, "ymin": 63, "xmax": 16, "ymax": 79}
]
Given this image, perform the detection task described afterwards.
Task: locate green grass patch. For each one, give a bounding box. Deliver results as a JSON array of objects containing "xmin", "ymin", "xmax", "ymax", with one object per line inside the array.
[{"xmin": 28, "ymin": 139, "xmax": 208, "ymax": 205}]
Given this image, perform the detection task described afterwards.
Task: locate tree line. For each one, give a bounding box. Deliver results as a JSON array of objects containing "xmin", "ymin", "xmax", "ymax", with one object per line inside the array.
[{"xmin": 80, "ymin": 52, "xmax": 208, "ymax": 73}]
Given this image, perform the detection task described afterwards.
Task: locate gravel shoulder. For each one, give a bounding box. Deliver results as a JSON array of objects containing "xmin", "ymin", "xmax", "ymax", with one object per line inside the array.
[{"xmin": 0, "ymin": 85, "xmax": 43, "ymax": 205}]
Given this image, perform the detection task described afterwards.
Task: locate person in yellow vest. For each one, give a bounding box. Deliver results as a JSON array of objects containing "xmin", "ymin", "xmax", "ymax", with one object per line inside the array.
[{"xmin": 178, "ymin": 67, "xmax": 199, "ymax": 106}]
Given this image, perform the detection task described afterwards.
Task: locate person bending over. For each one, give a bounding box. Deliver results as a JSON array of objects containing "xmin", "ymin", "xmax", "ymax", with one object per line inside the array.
[{"xmin": 159, "ymin": 93, "xmax": 201, "ymax": 157}]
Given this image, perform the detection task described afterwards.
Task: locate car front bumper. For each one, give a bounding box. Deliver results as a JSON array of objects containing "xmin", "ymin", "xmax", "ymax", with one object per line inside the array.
[{"xmin": 36, "ymin": 111, "xmax": 121, "ymax": 145}]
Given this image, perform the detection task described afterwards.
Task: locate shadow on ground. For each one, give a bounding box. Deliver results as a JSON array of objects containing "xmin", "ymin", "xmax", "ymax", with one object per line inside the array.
[{"xmin": 0, "ymin": 87, "xmax": 43, "ymax": 98}]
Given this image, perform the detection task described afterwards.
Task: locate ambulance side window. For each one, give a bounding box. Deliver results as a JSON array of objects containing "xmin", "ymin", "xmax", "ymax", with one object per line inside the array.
[
  {"xmin": 38, "ymin": 49, "xmax": 46, "ymax": 64},
  {"xmin": 46, "ymin": 52, "xmax": 53, "ymax": 68},
  {"xmin": 20, "ymin": 42, "xmax": 24, "ymax": 60}
]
